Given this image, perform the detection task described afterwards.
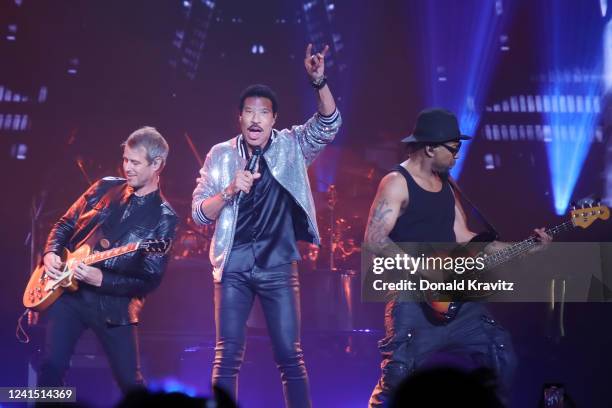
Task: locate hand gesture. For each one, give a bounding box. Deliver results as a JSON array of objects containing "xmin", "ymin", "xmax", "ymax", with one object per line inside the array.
[{"xmin": 304, "ymin": 43, "xmax": 329, "ymax": 81}]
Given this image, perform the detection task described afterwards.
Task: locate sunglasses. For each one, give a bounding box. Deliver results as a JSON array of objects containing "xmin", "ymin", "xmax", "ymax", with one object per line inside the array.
[{"xmin": 438, "ymin": 142, "xmax": 462, "ymax": 155}]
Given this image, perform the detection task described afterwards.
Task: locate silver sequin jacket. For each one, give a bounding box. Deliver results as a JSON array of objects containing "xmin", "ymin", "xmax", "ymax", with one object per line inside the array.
[{"xmin": 192, "ymin": 110, "xmax": 341, "ymax": 281}]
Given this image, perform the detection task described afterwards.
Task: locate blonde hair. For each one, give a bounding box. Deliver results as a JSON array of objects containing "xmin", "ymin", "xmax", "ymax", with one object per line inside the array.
[{"xmin": 122, "ymin": 126, "xmax": 169, "ymax": 168}]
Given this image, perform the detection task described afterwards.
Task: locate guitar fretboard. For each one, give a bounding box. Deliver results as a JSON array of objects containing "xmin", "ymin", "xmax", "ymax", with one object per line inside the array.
[
  {"xmin": 483, "ymin": 220, "xmax": 573, "ymax": 269},
  {"xmin": 82, "ymin": 242, "xmax": 140, "ymax": 265}
]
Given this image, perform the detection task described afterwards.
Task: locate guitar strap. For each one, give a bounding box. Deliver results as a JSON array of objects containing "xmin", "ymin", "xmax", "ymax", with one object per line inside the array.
[{"xmin": 447, "ymin": 176, "xmax": 500, "ymax": 241}]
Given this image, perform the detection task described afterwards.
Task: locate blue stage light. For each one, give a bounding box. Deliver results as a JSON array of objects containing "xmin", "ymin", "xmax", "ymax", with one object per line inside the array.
[
  {"xmin": 413, "ymin": 0, "xmax": 511, "ymax": 180},
  {"xmin": 541, "ymin": 0, "xmax": 604, "ymax": 215},
  {"xmin": 148, "ymin": 377, "xmax": 198, "ymax": 397}
]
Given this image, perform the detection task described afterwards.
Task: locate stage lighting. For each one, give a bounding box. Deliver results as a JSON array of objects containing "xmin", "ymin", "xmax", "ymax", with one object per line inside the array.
[
  {"xmin": 495, "ymin": 0, "xmax": 503, "ymax": 16},
  {"xmin": 6, "ymin": 24, "xmax": 17, "ymax": 41},
  {"xmin": 500, "ymin": 34, "xmax": 510, "ymax": 51},
  {"xmin": 250, "ymin": 44, "xmax": 265, "ymax": 54},
  {"xmin": 169, "ymin": 0, "xmax": 214, "ymax": 80},
  {"xmin": 38, "ymin": 86, "xmax": 47, "ymax": 103},
  {"xmin": 3, "ymin": 114, "xmax": 12, "ymax": 129},
  {"xmin": 11, "ymin": 114, "xmax": 21, "ymax": 130},
  {"xmin": 148, "ymin": 378, "xmax": 197, "ymax": 397},
  {"xmin": 436, "ymin": 65, "xmax": 447, "ymax": 82},
  {"xmin": 303, "ymin": 2, "xmax": 315, "ymax": 12},
  {"xmin": 484, "ymin": 153, "xmax": 498, "ymax": 170},
  {"xmin": 540, "ymin": 2, "xmax": 603, "ymax": 215},
  {"xmin": 416, "ymin": 1, "xmax": 510, "ymax": 180},
  {"xmin": 67, "ymin": 57, "xmax": 79, "ymax": 75},
  {"xmin": 0, "ymin": 113, "xmax": 28, "ymax": 131},
  {"xmin": 605, "ymin": 20, "xmax": 612, "ymax": 92},
  {"xmin": 10, "ymin": 143, "xmax": 27, "ymax": 160}
]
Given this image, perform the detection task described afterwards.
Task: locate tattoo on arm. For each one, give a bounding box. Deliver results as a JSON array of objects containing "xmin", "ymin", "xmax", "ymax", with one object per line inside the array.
[{"xmin": 366, "ymin": 198, "xmax": 394, "ymax": 248}]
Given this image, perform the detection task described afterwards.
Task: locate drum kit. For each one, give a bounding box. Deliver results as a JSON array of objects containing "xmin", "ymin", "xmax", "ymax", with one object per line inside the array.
[
  {"xmin": 304, "ymin": 183, "xmax": 366, "ymax": 273},
  {"xmin": 172, "ymin": 216, "xmax": 212, "ymax": 260}
]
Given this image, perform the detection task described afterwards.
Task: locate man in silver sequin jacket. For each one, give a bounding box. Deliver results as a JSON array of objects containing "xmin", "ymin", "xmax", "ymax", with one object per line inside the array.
[{"xmin": 191, "ymin": 44, "xmax": 341, "ymax": 407}]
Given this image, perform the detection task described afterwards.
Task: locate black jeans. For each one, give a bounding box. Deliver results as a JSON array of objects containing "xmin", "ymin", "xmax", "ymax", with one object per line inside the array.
[
  {"xmin": 369, "ymin": 301, "xmax": 516, "ymax": 407},
  {"xmin": 38, "ymin": 293, "xmax": 144, "ymax": 392},
  {"xmin": 212, "ymin": 262, "xmax": 311, "ymax": 408}
]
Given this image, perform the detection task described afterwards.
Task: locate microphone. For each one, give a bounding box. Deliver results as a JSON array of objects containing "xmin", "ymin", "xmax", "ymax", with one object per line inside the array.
[{"xmin": 237, "ymin": 146, "xmax": 262, "ymax": 204}]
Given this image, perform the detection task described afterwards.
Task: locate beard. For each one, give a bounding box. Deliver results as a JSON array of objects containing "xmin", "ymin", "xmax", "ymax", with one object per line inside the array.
[
  {"xmin": 432, "ymin": 161, "xmax": 452, "ymax": 178},
  {"xmin": 436, "ymin": 169, "xmax": 450, "ymax": 180}
]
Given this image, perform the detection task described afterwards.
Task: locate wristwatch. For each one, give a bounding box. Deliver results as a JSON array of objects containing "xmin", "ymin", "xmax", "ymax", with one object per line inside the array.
[
  {"xmin": 221, "ymin": 187, "xmax": 233, "ymax": 202},
  {"xmin": 311, "ymin": 75, "xmax": 327, "ymax": 90}
]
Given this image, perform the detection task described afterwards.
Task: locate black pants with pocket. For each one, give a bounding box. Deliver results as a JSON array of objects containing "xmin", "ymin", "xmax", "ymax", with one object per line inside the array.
[{"xmin": 369, "ymin": 301, "xmax": 516, "ymax": 407}]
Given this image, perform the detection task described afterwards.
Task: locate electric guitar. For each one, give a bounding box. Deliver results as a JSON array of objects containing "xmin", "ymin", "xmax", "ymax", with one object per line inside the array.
[
  {"xmin": 425, "ymin": 203, "xmax": 609, "ymax": 323},
  {"xmin": 23, "ymin": 238, "xmax": 171, "ymax": 312}
]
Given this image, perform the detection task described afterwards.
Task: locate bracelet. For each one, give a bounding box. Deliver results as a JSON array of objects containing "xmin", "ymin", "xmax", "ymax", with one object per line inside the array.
[{"xmin": 311, "ymin": 75, "xmax": 327, "ymax": 90}]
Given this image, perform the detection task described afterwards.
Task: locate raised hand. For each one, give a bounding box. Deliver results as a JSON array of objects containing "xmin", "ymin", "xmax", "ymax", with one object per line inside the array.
[{"xmin": 304, "ymin": 43, "xmax": 329, "ymax": 81}]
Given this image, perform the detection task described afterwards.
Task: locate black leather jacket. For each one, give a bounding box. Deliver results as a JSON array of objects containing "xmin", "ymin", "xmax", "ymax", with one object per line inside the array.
[{"xmin": 44, "ymin": 177, "xmax": 178, "ymax": 325}]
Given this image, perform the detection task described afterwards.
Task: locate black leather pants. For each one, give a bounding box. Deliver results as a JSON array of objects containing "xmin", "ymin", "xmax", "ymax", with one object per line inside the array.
[
  {"xmin": 212, "ymin": 262, "xmax": 311, "ymax": 408},
  {"xmin": 38, "ymin": 294, "xmax": 144, "ymax": 393}
]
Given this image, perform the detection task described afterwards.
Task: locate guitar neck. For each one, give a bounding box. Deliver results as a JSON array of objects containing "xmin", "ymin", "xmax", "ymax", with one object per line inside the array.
[
  {"xmin": 82, "ymin": 242, "xmax": 140, "ymax": 265},
  {"xmin": 484, "ymin": 220, "xmax": 573, "ymax": 269}
]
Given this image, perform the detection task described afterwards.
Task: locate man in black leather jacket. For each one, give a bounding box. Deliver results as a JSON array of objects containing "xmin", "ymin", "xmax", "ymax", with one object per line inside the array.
[{"xmin": 37, "ymin": 126, "xmax": 177, "ymax": 392}]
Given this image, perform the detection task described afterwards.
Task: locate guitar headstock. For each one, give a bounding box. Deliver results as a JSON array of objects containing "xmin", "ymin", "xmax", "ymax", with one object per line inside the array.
[
  {"xmin": 570, "ymin": 201, "xmax": 610, "ymax": 229},
  {"xmin": 140, "ymin": 239, "xmax": 172, "ymax": 254}
]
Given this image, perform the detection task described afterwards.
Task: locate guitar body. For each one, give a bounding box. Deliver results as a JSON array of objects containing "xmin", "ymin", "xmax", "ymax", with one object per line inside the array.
[
  {"xmin": 23, "ymin": 245, "xmax": 88, "ymax": 312},
  {"xmin": 22, "ymin": 238, "xmax": 170, "ymax": 312},
  {"xmin": 424, "ymin": 232, "xmax": 495, "ymax": 323}
]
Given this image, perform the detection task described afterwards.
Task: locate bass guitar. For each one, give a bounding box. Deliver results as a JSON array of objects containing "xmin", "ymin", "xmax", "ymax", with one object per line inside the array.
[{"xmin": 425, "ymin": 203, "xmax": 609, "ymax": 323}]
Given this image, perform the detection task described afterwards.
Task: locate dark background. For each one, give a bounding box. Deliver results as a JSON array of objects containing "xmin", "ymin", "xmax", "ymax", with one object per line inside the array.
[{"xmin": 1, "ymin": 1, "xmax": 611, "ymax": 407}]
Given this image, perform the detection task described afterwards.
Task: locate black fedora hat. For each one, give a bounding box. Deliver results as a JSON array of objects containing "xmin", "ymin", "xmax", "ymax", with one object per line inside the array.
[{"xmin": 401, "ymin": 108, "xmax": 472, "ymax": 143}]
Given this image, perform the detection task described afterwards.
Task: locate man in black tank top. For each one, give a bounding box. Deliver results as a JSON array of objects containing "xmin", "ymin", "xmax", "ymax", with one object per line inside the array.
[{"xmin": 365, "ymin": 109, "xmax": 551, "ymax": 407}]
